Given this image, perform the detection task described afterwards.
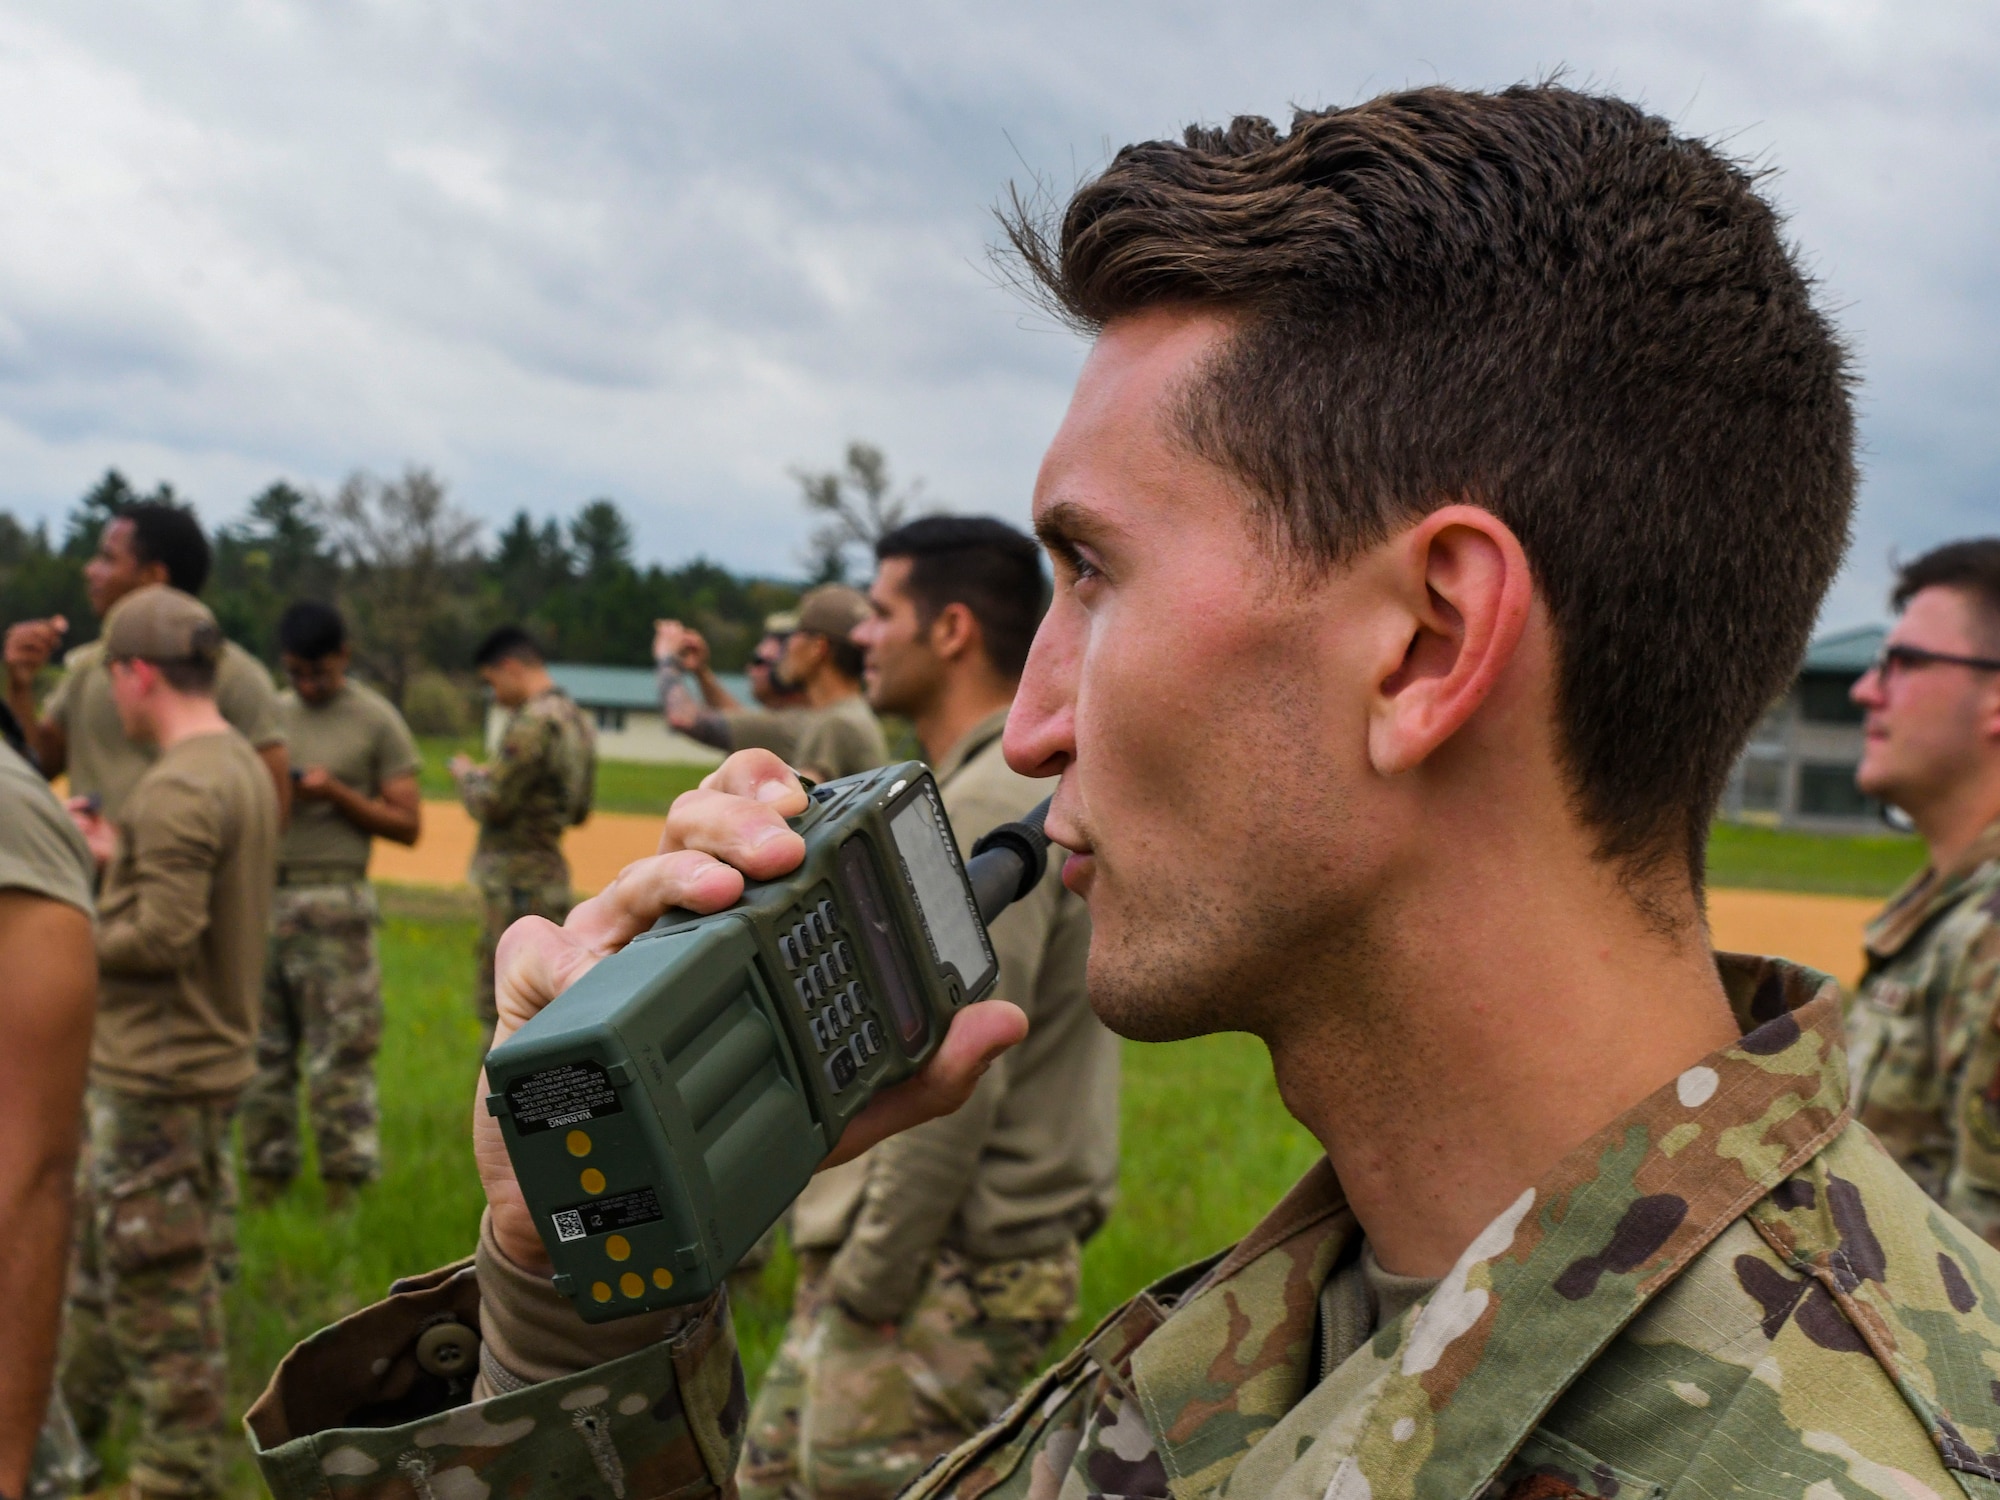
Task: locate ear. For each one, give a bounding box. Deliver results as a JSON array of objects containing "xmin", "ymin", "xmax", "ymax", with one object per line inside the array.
[
  {"xmin": 925, "ymin": 602, "xmax": 981, "ymax": 664},
  {"xmin": 1367, "ymin": 505, "xmax": 1534, "ymax": 777}
]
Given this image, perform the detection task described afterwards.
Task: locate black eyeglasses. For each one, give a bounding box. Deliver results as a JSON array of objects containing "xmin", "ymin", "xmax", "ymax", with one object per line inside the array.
[{"xmin": 1869, "ymin": 643, "xmax": 2000, "ymax": 680}]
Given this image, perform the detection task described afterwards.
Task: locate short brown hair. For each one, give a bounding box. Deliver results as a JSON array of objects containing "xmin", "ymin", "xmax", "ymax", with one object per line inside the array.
[
  {"xmin": 876, "ymin": 516, "xmax": 1048, "ymax": 680},
  {"xmin": 1003, "ymin": 85, "xmax": 1855, "ymax": 889},
  {"xmin": 1892, "ymin": 540, "xmax": 2000, "ymax": 645},
  {"xmin": 108, "ymin": 651, "xmax": 220, "ymax": 695}
]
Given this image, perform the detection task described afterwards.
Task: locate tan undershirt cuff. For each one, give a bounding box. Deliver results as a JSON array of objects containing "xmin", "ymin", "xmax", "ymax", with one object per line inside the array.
[{"xmin": 474, "ymin": 1209, "xmax": 698, "ymax": 1392}]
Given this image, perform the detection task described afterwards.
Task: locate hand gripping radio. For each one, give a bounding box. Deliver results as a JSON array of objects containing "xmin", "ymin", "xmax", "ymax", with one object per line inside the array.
[{"xmin": 483, "ymin": 761, "xmax": 1053, "ymax": 1321}]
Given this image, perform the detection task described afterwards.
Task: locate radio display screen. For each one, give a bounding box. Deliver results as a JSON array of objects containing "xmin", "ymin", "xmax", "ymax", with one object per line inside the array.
[{"xmin": 889, "ymin": 785, "xmax": 995, "ymax": 992}]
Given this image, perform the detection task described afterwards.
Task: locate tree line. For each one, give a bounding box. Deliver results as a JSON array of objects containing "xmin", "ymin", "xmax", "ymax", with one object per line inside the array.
[{"xmin": 0, "ymin": 467, "xmax": 806, "ymax": 733}]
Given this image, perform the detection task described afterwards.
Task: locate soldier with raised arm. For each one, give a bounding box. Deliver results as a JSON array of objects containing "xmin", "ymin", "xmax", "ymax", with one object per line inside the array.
[
  {"xmin": 2, "ymin": 500, "xmax": 291, "ymax": 823},
  {"xmin": 249, "ymin": 87, "xmax": 2000, "ymax": 1500},
  {"xmin": 452, "ymin": 625, "xmax": 596, "ymax": 1053}
]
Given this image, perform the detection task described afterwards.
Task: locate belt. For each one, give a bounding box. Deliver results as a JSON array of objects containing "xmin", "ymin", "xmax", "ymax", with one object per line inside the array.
[{"xmin": 276, "ymin": 864, "xmax": 369, "ymax": 887}]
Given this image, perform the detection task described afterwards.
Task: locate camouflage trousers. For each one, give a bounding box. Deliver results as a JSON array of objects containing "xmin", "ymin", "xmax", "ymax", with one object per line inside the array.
[
  {"xmin": 240, "ymin": 883, "xmax": 383, "ymax": 1185},
  {"xmin": 61, "ymin": 1089, "xmax": 239, "ymax": 1500},
  {"xmin": 737, "ymin": 1241, "xmax": 1081, "ymax": 1500},
  {"xmin": 473, "ymin": 869, "xmax": 573, "ymax": 1051}
]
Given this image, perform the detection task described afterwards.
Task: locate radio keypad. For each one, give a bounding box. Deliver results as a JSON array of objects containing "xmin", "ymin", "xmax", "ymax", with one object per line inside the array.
[{"xmin": 783, "ymin": 895, "xmax": 883, "ymax": 1090}]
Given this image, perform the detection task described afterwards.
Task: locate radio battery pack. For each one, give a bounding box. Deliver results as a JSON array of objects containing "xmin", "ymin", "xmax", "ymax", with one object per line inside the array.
[{"xmin": 483, "ymin": 760, "xmax": 1051, "ymax": 1321}]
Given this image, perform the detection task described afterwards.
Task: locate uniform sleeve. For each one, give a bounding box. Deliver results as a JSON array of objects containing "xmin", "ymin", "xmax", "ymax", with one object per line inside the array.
[
  {"xmin": 219, "ymin": 647, "xmax": 287, "ymax": 749},
  {"xmin": 722, "ymin": 708, "xmax": 801, "ymax": 760},
  {"xmin": 246, "ymin": 1222, "xmax": 748, "ymax": 1500},
  {"xmin": 460, "ymin": 712, "xmax": 551, "ymax": 825},
  {"xmin": 824, "ymin": 795, "xmax": 1061, "ymax": 1322},
  {"xmin": 0, "ymin": 770, "xmax": 94, "ymax": 915},
  {"xmin": 1945, "ymin": 920, "xmax": 2000, "ymax": 1246},
  {"xmin": 96, "ymin": 777, "xmax": 217, "ymax": 976},
  {"xmin": 375, "ymin": 701, "xmax": 423, "ymax": 784}
]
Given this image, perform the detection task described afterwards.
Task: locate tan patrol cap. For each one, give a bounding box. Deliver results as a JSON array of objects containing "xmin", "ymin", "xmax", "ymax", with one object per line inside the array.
[
  {"xmin": 103, "ymin": 585, "xmax": 224, "ymax": 664},
  {"xmin": 762, "ymin": 610, "xmax": 801, "ymax": 635},
  {"xmin": 794, "ymin": 585, "xmax": 871, "ymax": 644}
]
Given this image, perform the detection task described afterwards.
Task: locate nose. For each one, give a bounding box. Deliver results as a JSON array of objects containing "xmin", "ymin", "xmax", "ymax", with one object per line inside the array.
[
  {"xmin": 1851, "ymin": 665, "xmax": 1887, "ymax": 710},
  {"xmin": 1003, "ymin": 603, "xmax": 1077, "ymax": 781}
]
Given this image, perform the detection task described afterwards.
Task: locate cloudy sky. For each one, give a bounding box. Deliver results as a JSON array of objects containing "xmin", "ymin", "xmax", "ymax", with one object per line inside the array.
[{"xmin": 0, "ymin": 1, "xmax": 1991, "ymax": 628}]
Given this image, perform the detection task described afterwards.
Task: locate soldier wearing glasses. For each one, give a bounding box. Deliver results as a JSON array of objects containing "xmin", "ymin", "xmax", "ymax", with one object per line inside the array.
[{"xmin": 1848, "ymin": 539, "xmax": 2000, "ymax": 1246}]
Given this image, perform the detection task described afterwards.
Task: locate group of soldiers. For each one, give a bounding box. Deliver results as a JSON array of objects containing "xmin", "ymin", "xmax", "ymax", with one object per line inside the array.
[
  {"xmin": 0, "ymin": 499, "xmax": 1123, "ymax": 1500},
  {"xmin": 9, "ymin": 78, "xmax": 2000, "ymax": 1500}
]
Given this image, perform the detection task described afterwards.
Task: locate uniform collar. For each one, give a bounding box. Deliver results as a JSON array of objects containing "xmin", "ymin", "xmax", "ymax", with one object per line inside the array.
[
  {"xmin": 1865, "ymin": 813, "xmax": 2000, "ymax": 962},
  {"xmin": 933, "ymin": 708, "xmax": 1011, "ymax": 786},
  {"xmin": 1130, "ymin": 954, "xmax": 1850, "ymax": 1500}
]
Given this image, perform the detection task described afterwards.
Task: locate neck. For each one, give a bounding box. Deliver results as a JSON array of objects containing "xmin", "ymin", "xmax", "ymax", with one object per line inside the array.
[
  {"xmin": 804, "ymin": 669, "xmax": 858, "ymax": 710},
  {"xmin": 149, "ymin": 691, "xmax": 231, "ymax": 749},
  {"xmin": 912, "ymin": 669, "xmax": 1014, "ymax": 767},
  {"xmin": 1267, "ymin": 814, "xmax": 1737, "ymax": 1280},
  {"xmin": 1911, "ymin": 773, "xmax": 2000, "ymax": 875}
]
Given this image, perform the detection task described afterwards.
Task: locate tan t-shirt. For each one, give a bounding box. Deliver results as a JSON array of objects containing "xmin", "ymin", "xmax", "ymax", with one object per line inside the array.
[
  {"xmin": 722, "ymin": 706, "xmax": 805, "ymax": 763},
  {"xmin": 0, "ymin": 738, "xmax": 94, "ymax": 916},
  {"xmin": 48, "ymin": 636, "xmax": 286, "ymax": 818},
  {"xmin": 789, "ymin": 692, "xmax": 890, "ymax": 782},
  {"xmin": 92, "ymin": 729, "xmax": 279, "ymax": 1098},
  {"xmin": 800, "ymin": 709, "xmax": 1120, "ymax": 1321},
  {"xmin": 278, "ymin": 680, "xmax": 420, "ymax": 878}
]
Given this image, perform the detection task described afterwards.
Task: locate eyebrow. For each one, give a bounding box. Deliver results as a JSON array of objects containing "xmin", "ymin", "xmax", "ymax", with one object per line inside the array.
[{"xmin": 1034, "ymin": 499, "xmax": 1117, "ymax": 568}]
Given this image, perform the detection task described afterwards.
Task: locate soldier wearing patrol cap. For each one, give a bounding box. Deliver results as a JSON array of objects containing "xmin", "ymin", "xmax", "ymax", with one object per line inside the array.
[
  {"xmin": 451, "ymin": 625, "xmax": 596, "ymax": 1054},
  {"xmin": 659, "ymin": 588, "xmax": 890, "ymax": 780},
  {"xmin": 59, "ymin": 587, "xmax": 277, "ymax": 1500},
  {"xmin": 655, "ymin": 608, "xmax": 811, "ymax": 763}
]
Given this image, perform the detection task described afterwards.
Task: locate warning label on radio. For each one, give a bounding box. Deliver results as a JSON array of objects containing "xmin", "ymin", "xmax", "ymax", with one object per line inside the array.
[
  {"xmin": 553, "ymin": 1186, "xmax": 665, "ymax": 1243},
  {"xmin": 504, "ymin": 1060, "xmax": 624, "ymax": 1134}
]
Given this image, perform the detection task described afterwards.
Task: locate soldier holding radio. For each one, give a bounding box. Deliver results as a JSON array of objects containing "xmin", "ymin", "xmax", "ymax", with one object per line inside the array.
[{"xmin": 249, "ymin": 85, "xmax": 2000, "ymax": 1500}]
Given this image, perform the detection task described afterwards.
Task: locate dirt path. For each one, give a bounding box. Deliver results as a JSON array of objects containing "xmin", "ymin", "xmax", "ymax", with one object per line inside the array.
[{"xmin": 376, "ymin": 801, "xmax": 1881, "ymax": 985}]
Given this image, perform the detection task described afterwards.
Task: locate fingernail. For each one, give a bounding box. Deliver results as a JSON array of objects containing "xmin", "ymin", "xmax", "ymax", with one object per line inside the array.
[
  {"xmin": 751, "ymin": 823, "xmax": 790, "ymax": 847},
  {"xmin": 755, "ymin": 780, "xmax": 794, "ymax": 804}
]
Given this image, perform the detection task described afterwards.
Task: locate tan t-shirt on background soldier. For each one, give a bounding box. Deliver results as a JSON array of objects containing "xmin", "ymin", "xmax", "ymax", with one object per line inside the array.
[
  {"xmin": 790, "ymin": 691, "xmax": 890, "ymax": 783},
  {"xmin": 277, "ymin": 679, "xmax": 421, "ymax": 880},
  {"xmin": 47, "ymin": 635, "xmax": 285, "ymax": 819},
  {"xmin": 91, "ymin": 730, "xmax": 279, "ymax": 1097}
]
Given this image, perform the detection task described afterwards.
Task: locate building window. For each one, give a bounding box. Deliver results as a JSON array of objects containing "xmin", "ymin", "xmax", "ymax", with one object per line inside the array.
[
  {"xmin": 1799, "ymin": 673, "xmax": 1864, "ymax": 725},
  {"xmin": 1797, "ymin": 762, "xmax": 1874, "ymax": 819},
  {"xmin": 1738, "ymin": 755, "xmax": 1784, "ymax": 814},
  {"xmin": 595, "ymin": 706, "xmax": 626, "ymax": 733}
]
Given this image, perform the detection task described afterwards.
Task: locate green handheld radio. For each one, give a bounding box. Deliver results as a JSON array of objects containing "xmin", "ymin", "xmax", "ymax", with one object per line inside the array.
[{"xmin": 483, "ymin": 761, "xmax": 1053, "ymax": 1321}]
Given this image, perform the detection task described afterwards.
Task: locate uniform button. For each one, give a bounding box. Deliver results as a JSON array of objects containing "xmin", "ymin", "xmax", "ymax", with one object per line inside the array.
[{"xmin": 415, "ymin": 1321, "xmax": 481, "ymax": 1378}]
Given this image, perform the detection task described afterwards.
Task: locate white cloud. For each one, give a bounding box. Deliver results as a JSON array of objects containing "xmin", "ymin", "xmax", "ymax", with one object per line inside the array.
[{"xmin": 0, "ymin": 0, "xmax": 1990, "ymax": 625}]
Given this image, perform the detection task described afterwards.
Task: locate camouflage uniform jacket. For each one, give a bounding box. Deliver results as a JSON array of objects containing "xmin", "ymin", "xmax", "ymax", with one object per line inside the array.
[
  {"xmin": 461, "ymin": 687, "xmax": 597, "ymax": 887},
  {"xmin": 249, "ymin": 955, "xmax": 2000, "ymax": 1500},
  {"xmin": 1848, "ymin": 817, "xmax": 2000, "ymax": 1246}
]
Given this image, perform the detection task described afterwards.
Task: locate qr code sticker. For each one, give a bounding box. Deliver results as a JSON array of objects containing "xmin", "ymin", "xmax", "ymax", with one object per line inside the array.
[{"xmin": 552, "ymin": 1209, "xmax": 586, "ymax": 1243}]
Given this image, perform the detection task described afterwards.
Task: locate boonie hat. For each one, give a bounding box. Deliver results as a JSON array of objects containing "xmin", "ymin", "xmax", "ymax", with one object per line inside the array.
[
  {"xmin": 794, "ymin": 586, "xmax": 871, "ymax": 644},
  {"xmin": 103, "ymin": 586, "xmax": 224, "ymax": 664}
]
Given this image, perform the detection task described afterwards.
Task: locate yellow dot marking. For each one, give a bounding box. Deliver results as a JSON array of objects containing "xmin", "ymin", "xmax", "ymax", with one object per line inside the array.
[
  {"xmin": 591, "ymin": 1281, "xmax": 612, "ymax": 1303},
  {"xmin": 652, "ymin": 1267, "xmax": 674, "ymax": 1290},
  {"xmin": 620, "ymin": 1272, "xmax": 644, "ymax": 1298},
  {"xmin": 580, "ymin": 1168, "xmax": 606, "ymax": 1194},
  {"xmin": 605, "ymin": 1234, "xmax": 631, "ymax": 1261},
  {"xmin": 566, "ymin": 1130, "xmax": 592, "ymax": 1158}
]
